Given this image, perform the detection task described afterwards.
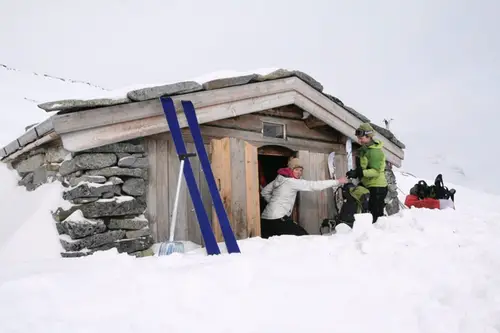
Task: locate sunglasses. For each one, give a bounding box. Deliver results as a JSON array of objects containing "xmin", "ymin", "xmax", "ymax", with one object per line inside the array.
[{"xmin": 355, "ymin": 129, "xmax": 373, "ymax": 137}]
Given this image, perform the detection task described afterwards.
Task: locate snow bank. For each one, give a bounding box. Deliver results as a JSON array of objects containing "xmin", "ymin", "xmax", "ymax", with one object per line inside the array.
[
  {"xmin": 0, "ymin": 163, "xmax": 66, "ymax": 265},
  {"xmin": 0, "ymin": 169, "xmax": 500, "ymax": 332}
]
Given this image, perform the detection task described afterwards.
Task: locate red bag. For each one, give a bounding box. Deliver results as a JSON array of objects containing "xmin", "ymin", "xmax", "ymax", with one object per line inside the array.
[{"xmin": 404, "ymin": 194, "xmax": 440, "ymax": 210}]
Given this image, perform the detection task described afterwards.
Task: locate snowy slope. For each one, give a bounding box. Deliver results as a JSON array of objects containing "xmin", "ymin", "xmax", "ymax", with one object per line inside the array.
[
  {"xmin": 0, "ymin": 64, "xmax": 111, "ymax": 146},
  {"xmin": 1, "ymin": 163, "xmax": 500, "ymax": 332}
]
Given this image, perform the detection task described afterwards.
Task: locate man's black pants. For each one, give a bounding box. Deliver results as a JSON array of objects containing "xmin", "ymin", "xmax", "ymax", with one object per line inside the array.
[{"xmin": 368, "ymin": 186, "xmax": 388, "ymax": 223}]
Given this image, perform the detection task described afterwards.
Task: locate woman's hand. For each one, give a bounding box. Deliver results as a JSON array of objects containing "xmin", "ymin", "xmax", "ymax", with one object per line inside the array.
[{"xmin": 337, "ymin": 176, "xmax": 348, "ymax": 184}]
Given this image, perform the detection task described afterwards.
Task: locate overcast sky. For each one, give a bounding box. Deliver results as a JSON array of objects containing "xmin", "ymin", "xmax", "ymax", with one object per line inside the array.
[{"xmin": 1, "ymin": 0, "xmax": 499, "ymax": 193}]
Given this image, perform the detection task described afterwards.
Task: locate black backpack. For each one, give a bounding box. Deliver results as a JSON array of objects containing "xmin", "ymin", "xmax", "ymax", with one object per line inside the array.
[{"xmin": 409, "ymin": 174, "xmax": 456, "ymax": 201}]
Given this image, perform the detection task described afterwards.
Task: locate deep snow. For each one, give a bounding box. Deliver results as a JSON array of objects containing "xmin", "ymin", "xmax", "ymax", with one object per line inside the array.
[{"xmin": 1, "ymin": 164, "xmax": 500, "ymax": 333}]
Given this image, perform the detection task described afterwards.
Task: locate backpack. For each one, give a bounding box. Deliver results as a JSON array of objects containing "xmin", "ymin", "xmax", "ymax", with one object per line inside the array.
[
  {"xmin": 409, "ymin": 174, "xmax": 456, "ymax": 201},
  {"xmin": 320, "ymin": 183, "xmax": 370, "ymax": 234}
]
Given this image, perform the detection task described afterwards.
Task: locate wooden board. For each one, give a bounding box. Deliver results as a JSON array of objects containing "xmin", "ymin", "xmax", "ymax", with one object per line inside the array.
[
  {"xmin": 325, "ymin": 152, "xmax": 337, "ymax": 217},
  {"xmin": 17, "ymin": 128, "xmax": 38, "ymax": 147},
  {"xmin": 4, "ymin": 140, "xmax": 20, "ymax": 155},
  {"xmin": 210, "ymin": 137, "xmax": 232, "ymax": 242},
  {"xmin": 209, "ymin": 137, "xmax": 261, "ymax": 242},
  {"xmin": 230, "ymin": 138, "xmax": 247, "ymax": 239},
  {"xmin": 58, "ymin": 91, "xmax": 297, "ymax": 153},
  {"xmin": 167, "ymin": 138, "xmax": 188, "ymax": 241},
  {"xmin": 255, "ymin": 105, "xmax": 304, "ymax": 120},
  {"xmin": 334, "ymin": 152, "xmax": 348, "ymax": 182},
  {"xmin": 206, "ymin": 113, "xmax": 337, "ymax": 143},
  {"xmin": 186, "ymin": 142, "xmax": 203, "ymax": 245},
  {"xmin": 194, "ymin": 126, "xmax": 344, "ymax": 153},
  {"xmin": 35, "ymin": 116, "xmax": 55, "ymax": 136},
  {"xmin": 145, "ymin": 137, "xmax": 158, "ymax": 241},
  {"xmin": 155, "ymin": 134, "xmax": 170, "ymax": 243},
  {"xmin": 315, "ymin": 152, "xmax": 329, "ymax": 223},
  {"xmin": 297, "ymin": 150, "xmax": 317, "ymax": 233},
  {"xmin": 245, "ymin": 142, "xmax": 260, "ymax": 237},
  {"xmin": 52, "ymin": 77, "xmax": 298, "ymax": 134},
  {"xmin": 198, "ymin": 143, "xmax": 213, "ymax": 246}
]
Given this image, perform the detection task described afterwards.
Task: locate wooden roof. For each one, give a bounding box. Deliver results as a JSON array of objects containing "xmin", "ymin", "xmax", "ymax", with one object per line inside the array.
[{"xmin": 0, "ymin": 69, "xmax": 405, "ymax": 166}]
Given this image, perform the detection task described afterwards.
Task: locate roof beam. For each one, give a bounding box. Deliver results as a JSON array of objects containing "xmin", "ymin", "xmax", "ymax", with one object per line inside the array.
[
  {"xmin": 58, "ymin": 91, "xmax": 297, "ymax": 153},
  {"xmin": 304, "ymin": 116, "xmax": 328, "ymax": 129}
]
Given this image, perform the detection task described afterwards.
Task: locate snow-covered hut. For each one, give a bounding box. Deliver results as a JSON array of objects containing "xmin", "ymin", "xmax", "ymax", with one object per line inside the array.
[{"xmin": 0, "ymin": 69, "xmax": 405, "ymax": 257}]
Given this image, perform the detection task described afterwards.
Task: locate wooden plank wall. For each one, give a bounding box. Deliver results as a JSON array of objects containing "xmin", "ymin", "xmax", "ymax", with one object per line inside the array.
[
  {"xmin": 146, "ymin": 133, "xmax": 260, "ymax": 245},
  {"xmin": 210, "ymin": 137, "xmax": 261, "ymax": 242},
  {"xmin": 145, "ymin": 133, "xmax": 210, "ymax": 245},
  {"xmin": 245, "ymin": 142, "xmax": 261, "ymax": 238}
]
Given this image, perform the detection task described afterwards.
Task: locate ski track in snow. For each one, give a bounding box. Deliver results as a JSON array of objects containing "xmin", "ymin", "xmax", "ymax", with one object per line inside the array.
[{"xmin": 1, "ymin": 164, "xmax": 500, "ymax": 332}]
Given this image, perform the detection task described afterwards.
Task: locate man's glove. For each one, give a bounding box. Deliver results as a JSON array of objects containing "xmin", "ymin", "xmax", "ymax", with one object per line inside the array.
[
  {"xmin": 346, "ymin": 169, "xmax": 357, "ymax": 179},
  {"xmin": 346, "ymin": 169, "xmax": 363, "ymax": 179}
]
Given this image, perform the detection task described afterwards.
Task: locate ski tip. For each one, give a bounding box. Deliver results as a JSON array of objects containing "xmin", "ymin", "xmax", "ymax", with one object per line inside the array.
[
  {"xmin": 181, "ymin": 100, "xmax": 195, "ymax": 109},
  {"xmin": 159, "ymin": 96, "xmax": 173, "ymax": 103}
]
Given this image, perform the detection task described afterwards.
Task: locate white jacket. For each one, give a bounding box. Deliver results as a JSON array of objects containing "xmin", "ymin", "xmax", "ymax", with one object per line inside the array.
[{"xmin": 260, "ymin": 175, "xmax": 341, "ymax": 220}]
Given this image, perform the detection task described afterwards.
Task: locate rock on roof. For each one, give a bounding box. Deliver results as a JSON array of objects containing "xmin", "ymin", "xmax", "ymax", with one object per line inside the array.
[{"xmin": 37, "ymin": 68, "xmax": 405, "ymax": 149}]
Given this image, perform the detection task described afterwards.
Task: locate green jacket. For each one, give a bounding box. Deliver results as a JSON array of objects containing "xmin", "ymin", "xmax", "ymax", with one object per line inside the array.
[{"xmin": 358, "ymin": 139, "xmax": 387, "ymax": 187}]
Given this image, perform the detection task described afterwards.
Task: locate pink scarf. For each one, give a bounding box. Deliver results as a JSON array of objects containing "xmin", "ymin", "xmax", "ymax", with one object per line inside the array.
[{"xmin": 277, "ymin": 167, "xmax": 298, "ymax": 179}]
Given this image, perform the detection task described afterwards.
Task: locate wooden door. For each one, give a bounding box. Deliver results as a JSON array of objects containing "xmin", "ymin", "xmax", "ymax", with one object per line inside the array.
[{"xmin": 210, "ymin": 137, "xmax": 261, "ymax": 242}]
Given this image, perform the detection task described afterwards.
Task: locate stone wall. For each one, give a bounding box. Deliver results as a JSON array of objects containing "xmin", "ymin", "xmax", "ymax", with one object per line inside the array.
[
  {"xmin": 385, "ymin": 162, "xmax": 401, "ymax": 216},
  {"xmin": 9, "ymin": 138, "xmax": 154, "ymax": 258}
]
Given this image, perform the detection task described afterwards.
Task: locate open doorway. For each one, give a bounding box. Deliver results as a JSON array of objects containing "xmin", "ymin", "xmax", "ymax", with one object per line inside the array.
[{"xmin": 257, "ymin": 145, "xmax": 299, "ymax": 220}]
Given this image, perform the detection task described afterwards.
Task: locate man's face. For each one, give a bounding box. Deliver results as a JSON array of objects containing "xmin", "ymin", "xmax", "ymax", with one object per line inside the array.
[
  {"xmin": 357, "ymin": 135, "xmax": 371, "ymax": 145},
  {"xmin": 292, "ymin": 167, "xmax": 303, "ymax": 179}
]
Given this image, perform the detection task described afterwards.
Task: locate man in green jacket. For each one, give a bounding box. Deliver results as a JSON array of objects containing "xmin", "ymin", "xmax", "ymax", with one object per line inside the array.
[{"xmin": 346, "ymin": 123, "xmax": 388, "ymax": 223}]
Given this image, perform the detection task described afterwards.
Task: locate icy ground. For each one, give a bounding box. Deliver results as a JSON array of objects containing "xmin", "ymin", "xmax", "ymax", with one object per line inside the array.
[{"xmin": 1, "ymin": 164, "xmax": 500, "ymax": 332}]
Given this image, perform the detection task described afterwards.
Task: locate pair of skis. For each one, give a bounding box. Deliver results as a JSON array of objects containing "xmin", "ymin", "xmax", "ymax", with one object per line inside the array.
[{"xmin": 159, "ymin": 97, "xmax": 240, "ymax": 255}]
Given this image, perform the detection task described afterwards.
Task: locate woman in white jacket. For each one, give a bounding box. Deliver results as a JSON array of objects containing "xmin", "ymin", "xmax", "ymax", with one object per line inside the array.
[{"xmin": 260, "ymin": 157, "xmax": 347, "ymax": 238}]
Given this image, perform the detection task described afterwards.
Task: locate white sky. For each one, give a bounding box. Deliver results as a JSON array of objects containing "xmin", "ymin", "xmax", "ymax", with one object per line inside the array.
[{"xmin": 1, "ymin": 0, "xmax": 499, "ymax": 193}]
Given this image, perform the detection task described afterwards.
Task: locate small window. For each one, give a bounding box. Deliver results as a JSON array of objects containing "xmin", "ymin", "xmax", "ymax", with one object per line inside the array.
[{"xmin": 262, "ymin": 122, "xmax": 286, "ymax": 139}]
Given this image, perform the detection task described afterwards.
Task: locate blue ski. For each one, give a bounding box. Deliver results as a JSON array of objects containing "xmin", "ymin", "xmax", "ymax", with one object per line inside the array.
[
  {"xmin": 181, "ymin": 100, "xmax": 241, "ymax": 254},
  {"xmin": 159, "ymin": 97, "xmax": 221, "ymax": 256}
]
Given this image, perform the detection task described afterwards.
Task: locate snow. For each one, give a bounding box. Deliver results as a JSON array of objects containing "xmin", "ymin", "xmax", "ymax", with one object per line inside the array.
[
  {"xmin": 0, "ymin": 164, "xmax": 66, "ymax": 265},
  {"xmin": 97, "ymin": 195, "xmax": 135, "ymax": 203},
  {"xmin": 1, "ymin": 164, "xmax": 500, "ymax": 332},
  {"xmin": 64, "ymin": 209, "xmax": 99, "ymax": 224},
  {"xmin": 0, "ymin": 65, "xmax": 111, "ymax": 146},
  {"xmin": 67, "ymin": 180, "xmax": 115, "ymax": 189},
  {"xmin": 2, "ymin": 62, "xmax": 500, "ymax": 332}
]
